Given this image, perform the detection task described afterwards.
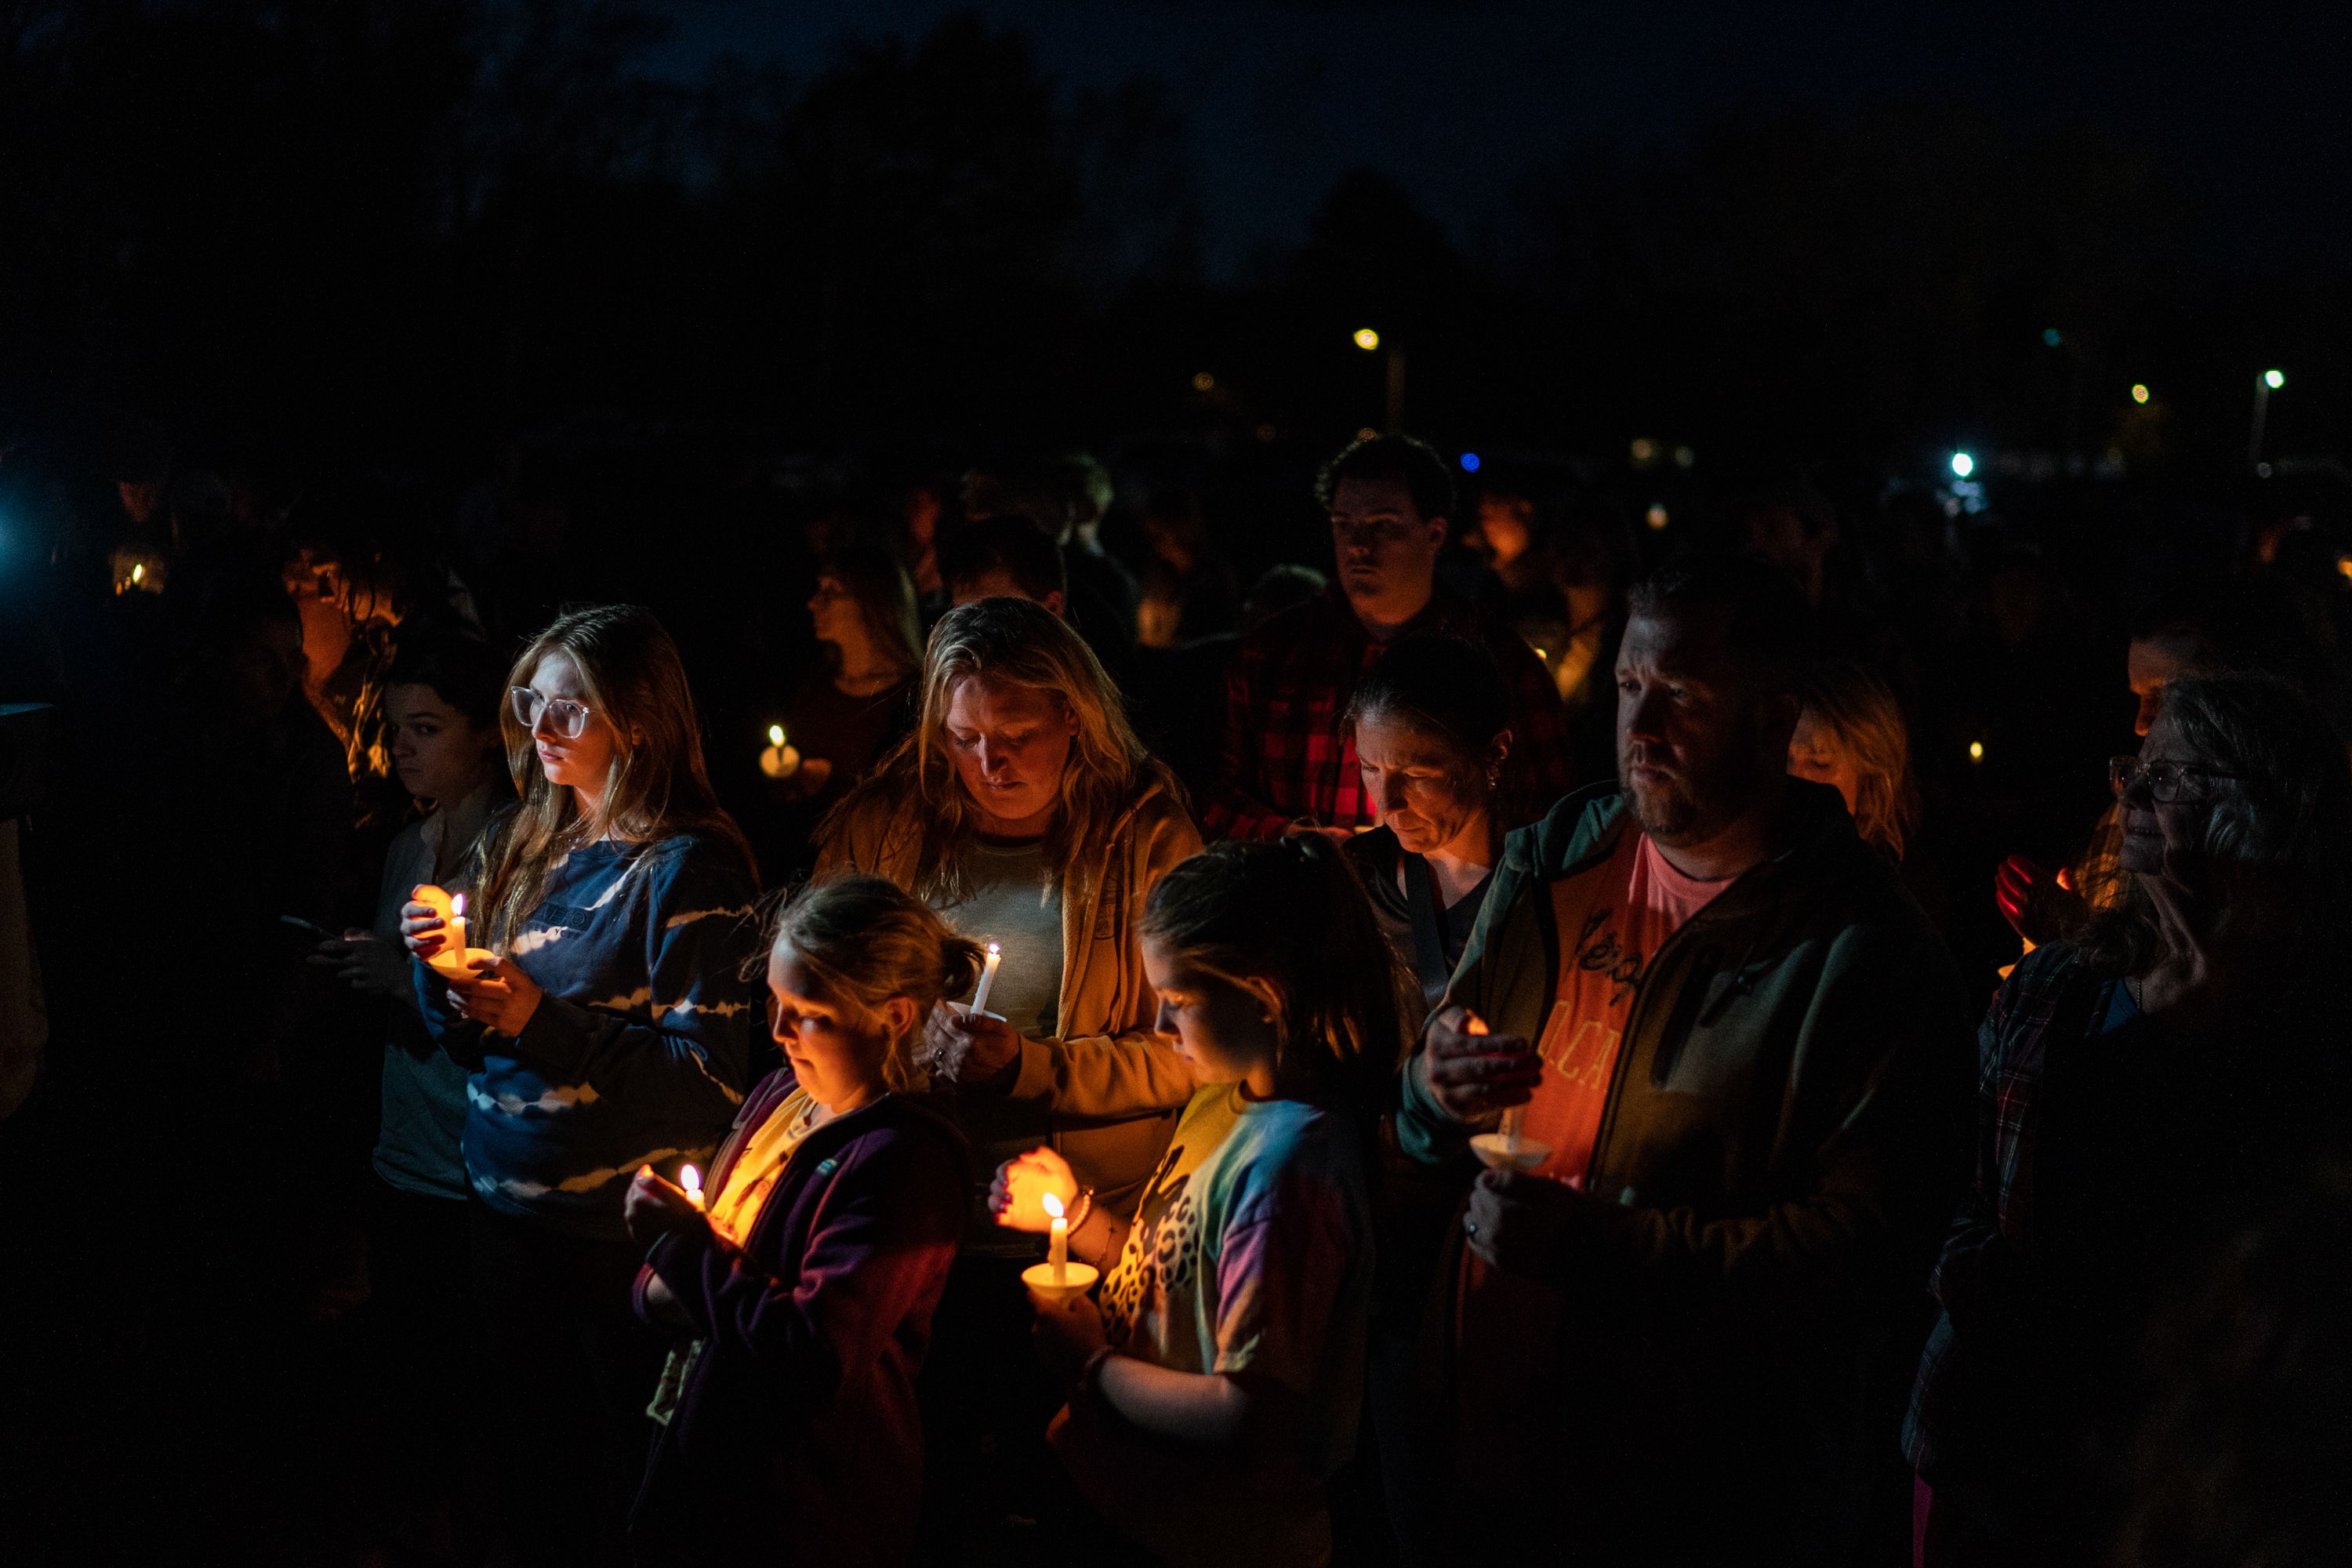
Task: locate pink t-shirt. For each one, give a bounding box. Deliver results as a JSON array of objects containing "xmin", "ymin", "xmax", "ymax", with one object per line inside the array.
[{"xmin": 1517, "ymin": 827, "xmax": 1730, "ymax": 1184}]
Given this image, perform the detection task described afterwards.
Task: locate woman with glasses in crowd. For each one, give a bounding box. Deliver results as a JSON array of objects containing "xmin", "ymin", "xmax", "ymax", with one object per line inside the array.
[
  {"xmin": 400, "ymin": 603, "xmax": 765, "ymax": 1568},
  {"xmin": 1905, "ymin": 674, "xmax": 2352, "ymax": 1566}
]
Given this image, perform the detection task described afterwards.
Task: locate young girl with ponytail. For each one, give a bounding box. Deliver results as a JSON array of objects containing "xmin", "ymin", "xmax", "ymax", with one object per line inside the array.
[
  {"xmin": 990, "ymin": 837, "xmax": 1409, "ymax": 1567},
  {"xmin": 625, "ymin": 874, "xmax": 975, "ymax": 1566}
]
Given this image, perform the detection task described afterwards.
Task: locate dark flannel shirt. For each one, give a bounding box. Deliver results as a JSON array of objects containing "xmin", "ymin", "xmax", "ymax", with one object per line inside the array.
[
  {"xmin": 1201, "ymin": 585, "xmax": 1577, "ymax": 840},
  {"xmin": 1904, "ymin": 942, "xmax": 2122, "ymax": 1478}
]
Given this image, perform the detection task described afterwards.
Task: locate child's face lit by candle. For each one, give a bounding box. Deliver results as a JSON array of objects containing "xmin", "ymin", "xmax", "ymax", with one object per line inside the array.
[
  {"xmin": 1142, "ymin": 937, "xmax": 1280, "ymax": 1089},
  {"xmin": 521, "ymin": 650, "xmax": 618, "ymax": 791},
  {"xmin": 766, "ymin": 946, "xmax": 909, "ymax": 1113}
]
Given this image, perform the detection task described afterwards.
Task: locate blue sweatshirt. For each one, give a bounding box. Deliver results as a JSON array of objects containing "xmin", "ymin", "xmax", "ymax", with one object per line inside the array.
[{"xmin": 418, "ymin": 832, "xmax": 764, "ymax": 1240}]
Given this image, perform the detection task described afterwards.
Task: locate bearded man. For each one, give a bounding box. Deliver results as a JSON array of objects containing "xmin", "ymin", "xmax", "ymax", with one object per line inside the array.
[{"xmin": 1385, "ymin": 555, "xmax": 1971, "ymax": 1566}]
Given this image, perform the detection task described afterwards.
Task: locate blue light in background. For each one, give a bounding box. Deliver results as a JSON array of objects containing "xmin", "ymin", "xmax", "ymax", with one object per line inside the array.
[{"xmin": 1458, "ymin": 452, "xmax": 1480, "ymax": 473}]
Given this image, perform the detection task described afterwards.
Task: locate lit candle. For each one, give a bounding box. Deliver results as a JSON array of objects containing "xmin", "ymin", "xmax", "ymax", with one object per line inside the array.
[
  {"xmin": 1464, "ymin": 1009, "xmax": 1552, "ymax": 1173},
  {"xmin": 416, "ymin": 882, "xmax": 497, "ymax": 981},
  {"xmin": 1043, "ymin": 1190, "xmax": 1069, "ymax": 1282},
  {"xmin": 1020, "ymin": 1186, "xmax": 1099, "ymax": 1303},
  {"xmin": 681, "ymin": 1163, "xmax": 705, "ymax": 1210},
  {"xmin": 970, "ymin": 942, "xmax": 1003, "ymax": 1018},
  {"xmin": 759, "ymin": 724, "xmax": 803, "ymax": 779},
  {"xmin": 1466, "ymin": 1014, "xmax": 1519, "ymax": 1152}
]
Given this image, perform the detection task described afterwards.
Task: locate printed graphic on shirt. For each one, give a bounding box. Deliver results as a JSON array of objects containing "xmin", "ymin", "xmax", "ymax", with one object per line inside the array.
[
  {"xmin": 1518, "ymin": 829, "xmax": 1730, "ymax": 1183},
  {"xmin": 1567, "ymin": 904, "xmax": 1656, "ymax": 1008},
  {"xmin": 1102, "ymin": 1138, "xmax": 1198, "ymax": 1339}
]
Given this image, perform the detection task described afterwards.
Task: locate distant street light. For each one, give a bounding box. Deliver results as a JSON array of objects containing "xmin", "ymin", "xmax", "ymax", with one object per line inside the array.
[
  {"xmin": 1951, "ymin": 452, "xmax": 1975, "ymax": 479},
  {"xmin": 2250, "ymin": 369, "xmax": 2285, "ymax": 467},
  {"xmin": 2131, "ymin": 384, "xmax": 2151, "ymax": 405},
  {"xmin": 1353, "ymin": 328, "xmax": 1381, "ymax": 351}
]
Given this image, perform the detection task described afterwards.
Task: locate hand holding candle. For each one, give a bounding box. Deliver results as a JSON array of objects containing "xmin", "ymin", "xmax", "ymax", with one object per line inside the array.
[
  {"xmin": 625, "ymin": 1163, "xmax": 711, "ymax": 1247},
  {"xmin": 409, "ymin": 883, "xmax": 499, "ymax": 981},
  {"xmin": 989, "ymin": 1146, "xmax": 1078, "ymax": 1233},
  {"xmin": 1421, "ymin": 1003, "xmax": 1541, "ymax": 1125},
  {"xmin": 1462, "ymin": 1008, "xmax": 1552, "ymax": 1172}
]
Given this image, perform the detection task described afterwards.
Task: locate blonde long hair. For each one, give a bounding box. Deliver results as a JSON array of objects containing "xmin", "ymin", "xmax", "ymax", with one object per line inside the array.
[
  {"xmin": 475, "ymin": 604, "xmax": 753, "ymax": 946},
  {"xmin": 819, "ymin": 597, "xmax": 1167, "ymax": 905},
  {"xmin": 1797, "ymin": 660, "xmax": 1920, "ymax": 863}
]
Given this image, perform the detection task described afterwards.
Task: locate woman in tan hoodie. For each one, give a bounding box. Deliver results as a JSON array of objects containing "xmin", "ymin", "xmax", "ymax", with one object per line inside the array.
[{"xmin": 815, "ymin": 595, "xmax": 1201, "ymax": 1229}]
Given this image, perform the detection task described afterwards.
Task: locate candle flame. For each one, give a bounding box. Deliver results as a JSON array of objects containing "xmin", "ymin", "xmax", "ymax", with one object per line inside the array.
[
  {"xmin": 1041, "ymin": 1191, "xmax": 1065, "ymax": 1220},
  {"xmin": 451, "ymin": 892, "xmax": 465, "ymax": 916},
  {"xmin": 986, "ymin": 942, "xmax": 1001, "ymax": 957},
  {"xmin": 131, "ymin": 562, "xmax": 145, "ymax": 583},
  {"xmin": 1465, "ymin": 1012, "xmax": 1490, "ymax": 1037},
  {"xmin": 768, "ymin": 725, "xmax": 785, "ymax": 747},
  {"xmin": 681, "ymin": 1163, "xmax": 702, "ymax": 1195}
]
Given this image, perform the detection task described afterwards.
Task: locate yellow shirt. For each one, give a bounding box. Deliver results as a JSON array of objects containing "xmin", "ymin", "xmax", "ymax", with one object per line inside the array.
[
  {"xmin": 705, "ymin": 1087, "xmax": 825, "ymax": 1244},
  {"xmin": 646, "ymin": 1086, "xmax": 826, "ymax": 1425}
]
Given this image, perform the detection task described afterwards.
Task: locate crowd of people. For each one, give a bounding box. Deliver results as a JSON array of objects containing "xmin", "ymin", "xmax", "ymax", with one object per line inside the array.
[{"xmin": 4, "ymin": 425, "xmax": 2350, "ymax": 1568}]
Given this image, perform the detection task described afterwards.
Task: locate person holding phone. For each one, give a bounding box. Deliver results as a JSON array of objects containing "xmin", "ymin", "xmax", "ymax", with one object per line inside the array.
[{"xmin": 308, "ymin": 633, "xmax": 510, "ymax": 1559}]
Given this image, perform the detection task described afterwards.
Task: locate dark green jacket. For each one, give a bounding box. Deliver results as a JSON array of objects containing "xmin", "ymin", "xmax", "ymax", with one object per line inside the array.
[{"xmin": 1396, "ymin": 779, "xmax": 1971, "ymax": 1558}]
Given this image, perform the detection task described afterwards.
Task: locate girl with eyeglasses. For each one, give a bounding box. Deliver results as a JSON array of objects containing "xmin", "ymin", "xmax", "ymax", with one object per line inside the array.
[
  {"xmin": 399, "ymin": 603, "xmax": 764, "ymax": 1568},
  {"xmin": 1905, "ymin": 674, "xmax": 2352, "ymax": 1565}
]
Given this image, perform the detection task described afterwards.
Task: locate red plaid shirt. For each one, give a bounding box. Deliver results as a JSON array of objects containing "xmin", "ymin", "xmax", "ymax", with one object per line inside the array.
[{"xmin": 1201, "ymin": 585, "xmax": 1581, "ymax": 840}]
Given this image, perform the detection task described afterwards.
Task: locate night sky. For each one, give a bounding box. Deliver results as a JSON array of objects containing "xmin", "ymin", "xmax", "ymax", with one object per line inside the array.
[{"xmin": 644, "ymin": 0, "xmax": 2352, "ymax": 278}]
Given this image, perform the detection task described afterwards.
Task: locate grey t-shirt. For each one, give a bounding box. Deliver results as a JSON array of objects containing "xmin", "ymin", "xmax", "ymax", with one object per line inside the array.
[{"xmin": 942, "ymin": 836, "xmax": 1063, "ymax": 1037}]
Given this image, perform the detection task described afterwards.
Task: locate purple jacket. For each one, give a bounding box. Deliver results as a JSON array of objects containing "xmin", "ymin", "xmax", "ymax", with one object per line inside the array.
[{"xmin": 629, "ymin": 1070, "xmax": 967, "ymax": 1566}]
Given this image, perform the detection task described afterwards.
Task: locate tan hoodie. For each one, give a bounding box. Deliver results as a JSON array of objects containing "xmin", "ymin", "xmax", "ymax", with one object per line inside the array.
[{"xmin": 815, "ymin": 777, "xmax": 1203, "ymax": 1211}]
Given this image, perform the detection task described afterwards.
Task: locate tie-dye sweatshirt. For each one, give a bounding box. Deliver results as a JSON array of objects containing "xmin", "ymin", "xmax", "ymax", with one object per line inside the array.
[{"xmin": 417, "ymin": 833, "xmax": 764, "ymax": 1240}]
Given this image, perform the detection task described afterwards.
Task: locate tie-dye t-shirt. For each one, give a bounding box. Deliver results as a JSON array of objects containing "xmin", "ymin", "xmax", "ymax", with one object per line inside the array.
[
  {"xmin": 1058, "ymin": 1082, "xmax": 1373, "ymax": 1566},
  {"xmin": 417, "ymin": 833, "xmax": 764, "ymax": 1240}
]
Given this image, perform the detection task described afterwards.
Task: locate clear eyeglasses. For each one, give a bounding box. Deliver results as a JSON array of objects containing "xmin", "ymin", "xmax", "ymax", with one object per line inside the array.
[
  {"xmin": 511, "ymin": 687, "xmax": 593, "ymax": 740},
  {"xmin": 2108, "ymin": 755, "xmax": 2237, "ymax": 803}
]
